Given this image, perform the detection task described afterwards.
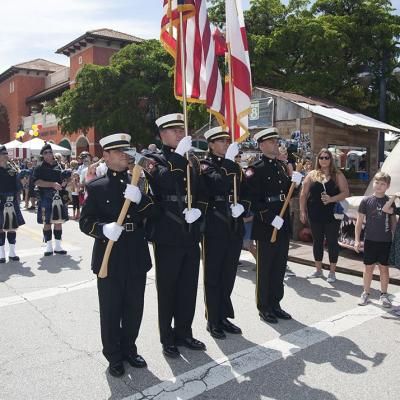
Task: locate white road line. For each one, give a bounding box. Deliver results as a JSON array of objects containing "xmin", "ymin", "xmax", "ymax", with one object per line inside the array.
[
  {"xmin": 0, "ymin": 279, "xmax": 96, "ymax": 307},
  {"xmin": 125, "ymin": 293, "xmax": 400, "ymax": 400}
]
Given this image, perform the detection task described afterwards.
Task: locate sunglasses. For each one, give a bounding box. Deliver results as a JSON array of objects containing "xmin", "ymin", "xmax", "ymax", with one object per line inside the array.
[
  {"xmin": 42, "ymin": 150, "xmax": 53, "ymax": 155},
  {"xmin": 319, "ymin": 156, "xmax": 330, "ymax": 160}
]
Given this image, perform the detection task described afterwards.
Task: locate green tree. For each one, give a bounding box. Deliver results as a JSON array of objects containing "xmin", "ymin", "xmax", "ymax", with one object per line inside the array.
[
  {"xmin": 208, "ymin": 0, "xmax": 400, "ymax": 126},
  {"xmin": 46, "ymin": 39, "xmax": 209, "ymax": 145}
]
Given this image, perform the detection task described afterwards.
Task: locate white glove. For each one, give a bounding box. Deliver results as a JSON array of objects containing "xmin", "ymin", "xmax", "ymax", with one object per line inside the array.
[
  {"xmin": 175, "ymin": 136, "xmax": 192, "ymax": 156},
  {"xmin": 103, "ymin": 222, "xmax": 124, "ymax": 241},
  {"xmin": 124, "ymin": 184, "xmax": 142, "ymax": 204},
  {"xmin": 231, "ymin": 203, "xmax": 245, "ymax": 218},
  {"xmin": 291, "ymin": 171, "xmax": 303, "ymax": 186},
  {"xmin": 183, "ymin": 207, "xmax": 201, "ymax": 224},
  {"xmin": 271, "ymin": 215, "xmax": 284, "ymax": 230},
  {"xmin": 225, "ymin": 142, "xmax": 239, "ymax": 161}
]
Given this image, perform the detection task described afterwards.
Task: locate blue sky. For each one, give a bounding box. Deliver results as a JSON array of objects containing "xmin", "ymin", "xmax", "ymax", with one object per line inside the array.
[{"xmin": 0, "ymin": 0, "xmax": 398, "ymax": 73}]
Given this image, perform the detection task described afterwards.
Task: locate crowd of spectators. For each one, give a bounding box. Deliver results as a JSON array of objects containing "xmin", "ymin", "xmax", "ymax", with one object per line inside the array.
[{"xmin": 9, "ymin": 151, "xmax": 108, "ymax": 220}]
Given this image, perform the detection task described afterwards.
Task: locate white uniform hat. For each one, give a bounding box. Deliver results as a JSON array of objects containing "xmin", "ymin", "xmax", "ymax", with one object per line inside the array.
[
  {"xmin": 204, "ymin": 126, "xmax": 230, "ymax": 142},
  {"xmin": 253, "ymin": 127, "xmax": 280, "ymax": 142},
  {"xmin": 99, "ymin": 133, "xmax": 131, "ymax": 150},
  {"xmin": 155, "ymin": 113, "xmax": 185, "ymax": 130}
]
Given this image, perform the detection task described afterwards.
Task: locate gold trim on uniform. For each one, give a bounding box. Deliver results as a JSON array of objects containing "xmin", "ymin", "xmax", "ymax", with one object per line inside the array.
[
  {"xmin": 88, "ymin": 222, "xmax": 99, "ymax": 238},
  {"xmin": 259, "ymin": 209, "xmax": 269, "ymax": 222},
  {"xmin": 201, "ymin": 236, "xmax": 209, "ymax": 321},
  {"xmin": 167, "ymin": 161, "xmax": 184, "ymax": 173}
]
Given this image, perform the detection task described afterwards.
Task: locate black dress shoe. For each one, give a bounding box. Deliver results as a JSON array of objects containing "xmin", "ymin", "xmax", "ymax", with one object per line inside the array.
[
  {"xmin": 108, "ymin": 361, "xmax": 125, "ymax": 377},
  {"xmin": 273, "ymin": 308, "xmax": 292, "ymax": 320},
  {"xmin": 0, "ymin": 258, "xmax": 5, "ymax": 264},
  {"xmin": 176, "ymin": 337, "xmax": 206, "ymax": 351},
  {"xmin": 220, "ymin": 318, "xmax": 242, "ymax": 334},
  {"xmin": 9, "ymin": 256, "xmax": 20, "ymax": 262},
  {"xmin": 124, "ymin": 353, "xmax": 147, "ymax": 368},
  {"xmin": 259, "ymin": 311, "xmax": 278, "ymax": 324},
  {"xmin": 44, "ymin": 251, "xmax": 53, "ymax": 257},
  {"xmin": 162, "ymin": 344, "xmax": 180, "ymax": 358},
  {"xmin": 54, "ymin": 250, "xmax": 67, "ymax": 255},
  {"xmin": 207, "ymin": 323, "xmax": 226, "ymax": 339}
]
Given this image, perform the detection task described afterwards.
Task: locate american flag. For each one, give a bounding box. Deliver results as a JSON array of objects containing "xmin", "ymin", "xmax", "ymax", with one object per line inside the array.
[
  {"xmin": 225, "ymin": 0, "xmax": 252, "ymax": 142},
  {"xmin": 160, "ymin": 0, "xmax": 225, "ymax": 124}
]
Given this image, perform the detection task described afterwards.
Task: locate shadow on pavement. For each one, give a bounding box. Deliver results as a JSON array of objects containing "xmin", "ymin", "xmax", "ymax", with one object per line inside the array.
[
  {"xmin": 37, "ymin": 254, "xmax": 82, "ymax": 274},
  {"xmin": 0, "ymin": 260, "xmax": 35, "ymax": 282}
]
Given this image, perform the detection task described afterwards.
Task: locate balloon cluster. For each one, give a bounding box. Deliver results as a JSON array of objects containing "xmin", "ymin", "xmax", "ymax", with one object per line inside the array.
[
  {"xmin": 15, "ymin": 130, "xmax": 25, "ymax": 139},
  {"xmin": 29, "ymin": 124, "xmax": 42, "ymax": 137}
]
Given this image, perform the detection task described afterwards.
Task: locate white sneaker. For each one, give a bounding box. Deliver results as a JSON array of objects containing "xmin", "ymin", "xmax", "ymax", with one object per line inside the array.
[
  {"xmin": 379, "ymin": 293, "xmax": 392, "ymax": 308},
  {"xmin": 307, "ymin": 270, "xmax": 324, "ymax": 279},
  {"xmin": 326, "ymin": 272, "xmax": 336, "ymax": 283},
  {"xmin": 358, "ymin": 292, "xmax": 370, "ymax": 306}
]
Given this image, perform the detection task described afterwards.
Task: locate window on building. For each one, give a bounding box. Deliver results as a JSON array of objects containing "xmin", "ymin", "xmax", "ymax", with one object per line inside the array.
[
  {"xmin": 78, "ymin": 56, "xmax": 83, "ymax": 65},
  {"xmin": 9, "ymin": 81, "xmax": 14, "ymax": 93}
]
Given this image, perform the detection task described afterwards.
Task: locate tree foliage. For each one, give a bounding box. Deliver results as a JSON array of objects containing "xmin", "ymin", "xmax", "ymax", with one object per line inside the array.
[
  {"xmin": 209, "ymin": 0, "xmax": 400, "ymax": 126},
  {"xmin": 46, "ymin": 39, "xmax": 209, "ymax": 145}
]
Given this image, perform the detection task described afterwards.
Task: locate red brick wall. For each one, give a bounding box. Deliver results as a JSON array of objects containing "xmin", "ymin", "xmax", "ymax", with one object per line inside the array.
[
  {"xmin": 0, "ymin": 74, "xmax": 46, "ymax": 141},
  {"xmin": 70, "ymin": 46, "xmax": 117, "ymax": 83}
]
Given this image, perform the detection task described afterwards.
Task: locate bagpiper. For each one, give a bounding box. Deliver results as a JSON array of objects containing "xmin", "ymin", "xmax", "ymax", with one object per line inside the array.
[
  {"xmin": 0, "ymin": 145, "xmax": 25, "ymax": 263},
  {"xmin": 32, "ymin": 143, "xmax": 70, "ymax": 256}
]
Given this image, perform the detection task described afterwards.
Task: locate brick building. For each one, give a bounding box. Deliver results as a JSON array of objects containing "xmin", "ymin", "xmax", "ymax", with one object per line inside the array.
[{"xmin": 0, "ymin": 29, "xmax": 144, "ymax": 157}]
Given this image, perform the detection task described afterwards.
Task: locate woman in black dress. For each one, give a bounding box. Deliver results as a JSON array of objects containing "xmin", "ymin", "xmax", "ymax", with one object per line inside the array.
[{"xmin": 300, "ymin": 148, "xmax": 349, "ymax": 283}]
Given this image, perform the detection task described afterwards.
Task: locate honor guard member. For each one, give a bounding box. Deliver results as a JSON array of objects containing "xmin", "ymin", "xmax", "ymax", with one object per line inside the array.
[
  {"xmin": 0, "ymin": 145, "xmax": 25, "ymax": 263},
  {"xmin": 32, "ymin": 143, "xmax": 69, "ymax": 256},
  {"xmin": 200, "ymin": 127, "xmax": 250, "ymax": 339},
  {"xmin": 80, "ymin": 133, "xmax": 154, "ymax": 378},
  {"xmin": 145, "ymin": 113, "xmax": 208, "ymax": 358},
  {"xmin": 245, "ymin": 128, "xmax": 302, "ymax": 324}
]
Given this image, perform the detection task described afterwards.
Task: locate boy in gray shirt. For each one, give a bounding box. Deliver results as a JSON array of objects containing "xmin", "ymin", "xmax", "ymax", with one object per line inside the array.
[{"xmin": 354, "ymin": 172, "xmax": 396, "ymax": 307}]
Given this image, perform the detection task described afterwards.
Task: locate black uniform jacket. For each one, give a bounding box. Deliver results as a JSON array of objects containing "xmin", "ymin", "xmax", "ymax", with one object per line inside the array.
[
  {"xmin": 144, "ymin": 145, "xmax": 208, "ymax": 246},
  {"xmin": 245, "ymin": 155, "xmax": 291, "ymax": 240},
  {"xmin": 79, "ymin": 168, "xmax": 155, "ymax": 276},
  {"xmin": 200, "ymin": 153, "xmax": 250, "ymax": 238},
  {"xmin": 0, "ymin": 164, "xmax": 19, "ymax": 194}
]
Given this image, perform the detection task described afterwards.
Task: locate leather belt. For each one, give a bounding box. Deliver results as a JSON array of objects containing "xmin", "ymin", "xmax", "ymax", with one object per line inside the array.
[
  {"xmin": 161, "ymin": 195, "xmax": 187, "ymax": 202},
  {"xmin": 211, "ymin": 195, "xmax": 234, "ymax": 203},
  {"xmin": 265, "ymin": 194, "xmax": 286, "ymax": 203},
  {"xmin": 122, "ymin": 222, "xmax": 142, "ymax": 232}
]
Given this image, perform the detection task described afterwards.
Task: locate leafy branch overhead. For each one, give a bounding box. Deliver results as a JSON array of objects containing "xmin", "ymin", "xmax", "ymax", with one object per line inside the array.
[{"xmin": 46, "ymin": 40, "xmax": 209, "ymax": 145}]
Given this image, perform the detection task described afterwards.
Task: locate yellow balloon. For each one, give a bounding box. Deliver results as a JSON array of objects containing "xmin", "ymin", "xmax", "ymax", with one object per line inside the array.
[
  {"xmin": 33, "ymin": 131, "xmax": 39, "ymax": 137},
  {"xmin": 32, "ymin": 124, "xmax": 38, "ymax": 130}
]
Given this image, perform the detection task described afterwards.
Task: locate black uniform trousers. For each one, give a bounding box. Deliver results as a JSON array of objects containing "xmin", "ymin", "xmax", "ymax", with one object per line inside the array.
[
  {"xmin": 154, "ymin": 243, "xmax": 200, "ymax": 345},
  {"xmin": 97, "ymin": 272, "xmax": 146, "ymax": 364},
  {"xmin": 256, "ymin": 231, "xmax": 290, "ymax": 312},
  {"xmin": 203, "ymin": 234, "xmax": 242, "ymax": 325}
]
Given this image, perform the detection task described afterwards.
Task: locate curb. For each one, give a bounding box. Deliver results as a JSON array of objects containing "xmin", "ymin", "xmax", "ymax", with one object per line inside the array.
[{"xmin": 288, "ymin": 256, "xmax": 400, "ymax": 286}]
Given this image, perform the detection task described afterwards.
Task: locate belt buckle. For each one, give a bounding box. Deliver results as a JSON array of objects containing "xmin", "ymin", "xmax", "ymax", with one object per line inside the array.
[
  {"xmin": 228, "ymin": 195, "xmax": 234, "ymax": 203},
  {"xmin": 279, "ymin": 194, "xmax": 286, "ymax": 202},
  {"xmin": 125, "ymin": 223, "xmax": 134, "ymax": 232}
]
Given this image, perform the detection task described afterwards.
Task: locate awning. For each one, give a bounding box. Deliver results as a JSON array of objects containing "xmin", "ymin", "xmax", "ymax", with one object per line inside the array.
[{"xmin": 294, "ymin": 102, "xmax": 400, "ymax": 133}]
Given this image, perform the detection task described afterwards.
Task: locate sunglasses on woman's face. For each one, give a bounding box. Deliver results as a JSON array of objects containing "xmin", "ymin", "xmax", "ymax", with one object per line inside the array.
[{"xmin": 319, "ymin": 156, "xmax": 330, "ymax": 160}]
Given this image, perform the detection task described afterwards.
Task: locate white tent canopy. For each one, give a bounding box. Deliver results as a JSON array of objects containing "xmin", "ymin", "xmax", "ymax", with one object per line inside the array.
[
  {"xmin": 4, "ymin": 139, "xmax": 23, "ymax": 149},
  {"xmin": 21, "ymin": 138, "xmax": 71, "ymax": 156}
]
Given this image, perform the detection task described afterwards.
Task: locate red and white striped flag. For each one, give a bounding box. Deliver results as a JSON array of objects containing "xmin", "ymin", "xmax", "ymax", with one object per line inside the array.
[
  {"xmin": 160, "ymin": 0, "xmax": 225, "ymax": 124},
  {"xmin": 225, "ymin": 0, "xmax": 252, "ymax": 141}
]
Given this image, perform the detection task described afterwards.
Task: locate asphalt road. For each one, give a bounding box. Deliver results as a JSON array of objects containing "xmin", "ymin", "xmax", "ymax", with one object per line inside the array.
[{"xmin": 1, "ymin": 209, "xmax": 399, "ymax": 400}]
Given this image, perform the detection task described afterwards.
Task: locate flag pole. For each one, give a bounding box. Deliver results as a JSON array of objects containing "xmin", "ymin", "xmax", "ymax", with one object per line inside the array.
[
  {"xmin": 178, "ymin": 2, "xmax": 192, "ymax": 211},
  {"xmin": 227, "ymin": 43, "xmax": 238, "ymax": 207}
]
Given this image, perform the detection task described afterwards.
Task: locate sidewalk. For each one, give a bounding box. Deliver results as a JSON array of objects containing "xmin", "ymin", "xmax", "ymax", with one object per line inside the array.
[{"xmin": 288, "ymin": 240, "xmax": 400, "ymax": 285}]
